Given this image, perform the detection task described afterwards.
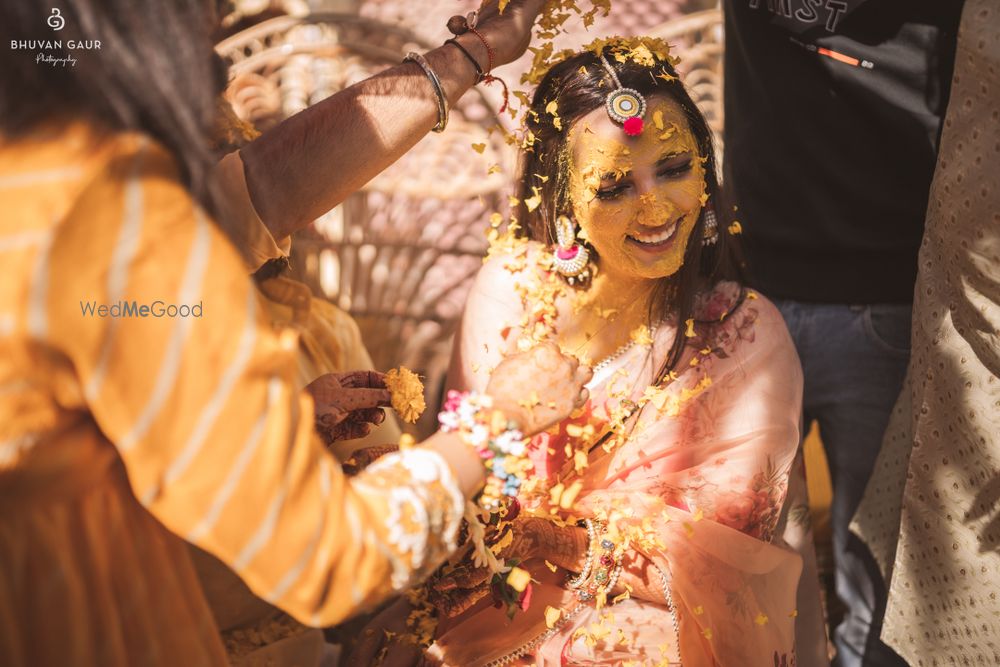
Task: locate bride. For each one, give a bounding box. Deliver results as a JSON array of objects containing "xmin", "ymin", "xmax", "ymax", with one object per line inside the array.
[{"xmin": 354, "ymin": 38, "xmax": 825, "ymax": 666}]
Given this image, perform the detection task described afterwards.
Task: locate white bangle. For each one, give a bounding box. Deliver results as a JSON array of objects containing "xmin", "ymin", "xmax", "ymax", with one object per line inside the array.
[{"xmin": 404, "ymin": 51, "xmax": 449, "ymax": 133}]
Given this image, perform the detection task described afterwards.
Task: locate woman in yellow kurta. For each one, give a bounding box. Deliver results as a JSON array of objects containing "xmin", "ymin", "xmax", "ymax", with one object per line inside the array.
[{"xmin": 0, "ymin": 0, "xmax": 579, "ymax": 664}]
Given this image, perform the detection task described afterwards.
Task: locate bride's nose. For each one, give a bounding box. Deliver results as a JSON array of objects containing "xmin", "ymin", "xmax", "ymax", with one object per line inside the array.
[{"xmin": 634, "ymin": 192, "xmax": 678, "ymax": 227}]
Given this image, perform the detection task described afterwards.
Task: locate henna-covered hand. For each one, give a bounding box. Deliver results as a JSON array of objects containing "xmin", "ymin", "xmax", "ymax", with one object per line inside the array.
[
  {"xmin": 425, "ymin": 514, "xmax": 559, "ymax": 619},
  {"xmin": 342, "ymin": 444, "xmax": 400, "ymax": 475},
  {"xmin": 307, "ymin": 371, "xmax": 392, "ymax": 444}
]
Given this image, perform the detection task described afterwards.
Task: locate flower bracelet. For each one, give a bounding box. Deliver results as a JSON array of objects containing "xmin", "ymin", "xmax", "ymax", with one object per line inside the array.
[{"xmin": 438, "ymin": 390, "xmax": 531, "ymax": 511}]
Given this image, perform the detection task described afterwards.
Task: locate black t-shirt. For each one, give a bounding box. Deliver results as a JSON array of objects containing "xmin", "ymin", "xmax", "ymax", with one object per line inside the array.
[{"xmin": 723, "ymin": 0, "xmax": 963, "ymax": 303}]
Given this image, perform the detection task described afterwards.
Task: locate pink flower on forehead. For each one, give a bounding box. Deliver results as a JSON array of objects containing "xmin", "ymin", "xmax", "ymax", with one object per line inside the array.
[{"xmin": 623, "ymin": 116, "xmax": 644, "ymax": 136}]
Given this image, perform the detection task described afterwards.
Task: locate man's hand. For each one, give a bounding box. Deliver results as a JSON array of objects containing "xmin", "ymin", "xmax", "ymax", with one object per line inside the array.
[
  {"xmin": 474, "ymin": 0, "xmax": 547, "ymax": 67},
  {"xmin": 306, "ymin": 370, "xmax": 391, "ymax": 444}
]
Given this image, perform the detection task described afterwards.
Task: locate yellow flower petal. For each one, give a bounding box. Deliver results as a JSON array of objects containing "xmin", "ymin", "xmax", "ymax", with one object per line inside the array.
[
  {"xmin": 525, "ymin": 186, "xmax": 542, "ymax": 213},
  {"xmin": 507, "ymin": 566, "xmax": 532, "ymax": 593},
  {"xmin": 559, "ymin": 480, "xmax": 584, "ymax": 509},
  {"xmin": 545, "ymin": 605, "xmax": 562, "ymax": 628},
  {"xmin": 630, "ymin": 324, "xmax": 654, "ymax": 346},
  {"xmin": 653, "ymin": 109, "xmax": 664, "ymax": 130}
]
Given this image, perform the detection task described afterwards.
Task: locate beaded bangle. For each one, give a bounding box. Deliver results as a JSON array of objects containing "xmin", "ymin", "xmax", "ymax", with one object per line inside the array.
[
  {"xmin": 403, "ymin": 52, "xmax": 449, "ymax": 133},
  {"xmin": 566, "ymin": 518, "xmax": 599, "ymax": 589},
  {"xmin": 574, "ymin": 525, "xmax": 624, "ymax": 602},
  {"xmin": 438, "ymin": 390, "xmax": 529, "ymax": 511}
]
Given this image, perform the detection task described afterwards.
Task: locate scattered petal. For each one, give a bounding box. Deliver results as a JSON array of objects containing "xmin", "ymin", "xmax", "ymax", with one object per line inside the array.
[{"xmin": 507, "ymin": 566, "xmax": 532, "ymax": 593}]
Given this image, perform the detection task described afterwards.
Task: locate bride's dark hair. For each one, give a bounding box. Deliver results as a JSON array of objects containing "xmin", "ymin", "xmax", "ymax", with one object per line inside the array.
[{"xmin": 513, "ymin": 45, "xmax": 746, "ymax": 378}]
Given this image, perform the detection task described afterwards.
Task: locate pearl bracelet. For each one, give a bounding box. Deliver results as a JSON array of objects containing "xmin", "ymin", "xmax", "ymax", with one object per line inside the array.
[
  {"xmin": 572, "ymin": 522, "xmax": 624, "ymax": 603},
  {"xmin": 566, "ymin": 518, "xmax": 598, "ymax": 589}
]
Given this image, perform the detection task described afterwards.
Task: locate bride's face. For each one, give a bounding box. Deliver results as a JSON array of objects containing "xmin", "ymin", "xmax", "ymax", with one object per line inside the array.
[{"xmin": 565, "ymin": 96, "xmax": 707, "ymax": 282}]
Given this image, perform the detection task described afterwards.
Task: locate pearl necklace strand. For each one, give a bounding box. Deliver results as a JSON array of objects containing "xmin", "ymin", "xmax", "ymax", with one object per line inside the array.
[{"xmin": 590, "ymin": 318, "xmax": 663, "ymax": 376}]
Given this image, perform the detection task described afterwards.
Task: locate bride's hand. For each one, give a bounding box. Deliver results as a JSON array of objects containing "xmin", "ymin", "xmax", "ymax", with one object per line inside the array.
[
  {"xmin": 486, "ymin": 342, "xmax": 591, "ymax": 436},
  {"xmin": 306, "ymin": 370, "xmax": 391, "ymax": 444},
  {"xmin": 432, "ymin": 515, "xmax": 547, "ymax": 600}
]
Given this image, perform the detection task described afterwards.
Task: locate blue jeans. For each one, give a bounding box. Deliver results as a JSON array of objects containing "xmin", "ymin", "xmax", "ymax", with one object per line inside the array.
[{"xmin": 774, "ymin": 301, "xmax": 912, "ymax": 667}]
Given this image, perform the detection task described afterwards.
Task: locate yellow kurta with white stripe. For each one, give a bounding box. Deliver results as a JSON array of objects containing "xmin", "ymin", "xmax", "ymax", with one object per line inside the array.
[{"xmin": 0, "ymin": 122, "xmax": 464, "ymax": 666}]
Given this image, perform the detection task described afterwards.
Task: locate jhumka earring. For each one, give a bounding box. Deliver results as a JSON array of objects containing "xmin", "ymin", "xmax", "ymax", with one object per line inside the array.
[
  {"xmin": 702, "ymin": 207, "xmax": 719, "ymax": 246},
  {"xmin": 552, "ymin": 215, "xmax": 592, "ymax": 285},
  {"xmin": 598, "ymin": 55, "xmax": 647, "ymax": 137}
]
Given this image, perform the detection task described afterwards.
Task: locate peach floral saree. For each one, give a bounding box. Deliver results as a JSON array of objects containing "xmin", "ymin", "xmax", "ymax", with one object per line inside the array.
[{"xmin": 435, "ymin": 253, "xmax": 811, "ymax": 666}]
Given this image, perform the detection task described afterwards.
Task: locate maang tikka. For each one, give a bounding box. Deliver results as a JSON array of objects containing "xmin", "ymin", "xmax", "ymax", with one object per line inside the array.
[
  {"xmin": 599, "ymin": 54, "xmax": 647, "ymax": 137},
  {"xmin": 552, "ymin": 215, "xmax": 592, "ymax": 285}
]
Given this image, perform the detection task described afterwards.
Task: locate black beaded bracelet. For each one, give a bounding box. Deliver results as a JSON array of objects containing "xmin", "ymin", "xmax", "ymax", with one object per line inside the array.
[{"xmin": 444, "ymin": 38, "xmax": 484, "ymax": 82}]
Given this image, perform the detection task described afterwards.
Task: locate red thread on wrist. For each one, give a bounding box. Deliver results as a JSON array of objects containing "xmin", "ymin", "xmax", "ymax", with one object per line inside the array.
[{"xmin": 465, "ymin": 27, "xmax": 509, "ymax": 113}]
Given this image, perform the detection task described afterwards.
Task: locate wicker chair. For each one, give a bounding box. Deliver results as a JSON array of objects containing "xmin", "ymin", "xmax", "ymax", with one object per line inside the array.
[{"xmin": 217, "ymin": 14, "xmax": 512, "ymax": 436}]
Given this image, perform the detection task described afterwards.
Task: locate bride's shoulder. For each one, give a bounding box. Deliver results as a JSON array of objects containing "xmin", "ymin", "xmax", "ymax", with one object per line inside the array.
[
  {"xmin": 692, "ymin": 282, "xmax": 794, "ymax": 362},
  {"xmin": 476, "ymin": 239, "xmax": 549, "ymax": 288},
  {"xmin": 694, "ymin": 281, "xmax": 783, "ymax": 325}
]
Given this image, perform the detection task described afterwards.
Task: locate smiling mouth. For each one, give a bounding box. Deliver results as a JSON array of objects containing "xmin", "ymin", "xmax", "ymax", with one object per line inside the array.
[{"xmin": 626, "ymin": 222, "xmax": 679, "ymax": 249}]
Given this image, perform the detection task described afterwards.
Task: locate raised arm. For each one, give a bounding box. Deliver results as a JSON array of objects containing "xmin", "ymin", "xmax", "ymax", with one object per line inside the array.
[{"xmin": 240, "ymin": 0, "xmax": 544, "ymax": 241}]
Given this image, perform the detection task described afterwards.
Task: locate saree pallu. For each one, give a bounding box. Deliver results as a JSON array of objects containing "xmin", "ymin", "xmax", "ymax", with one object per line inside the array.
[{"xmin": 441, "ymin": 275, "xmax": 808, "ymax": 666}]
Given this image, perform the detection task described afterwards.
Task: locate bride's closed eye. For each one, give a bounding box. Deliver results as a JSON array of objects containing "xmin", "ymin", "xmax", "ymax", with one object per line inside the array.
[
  {"xmin": 593, "ymin": 153, "xmax": 695, "ymax": 201},
  {"xmin": 595, "ymin": 180, "xmax": 629, "ymax": 200},
  {"xmin": 656, "ymin": 155, "xmax": 693, "ymax": 179}
]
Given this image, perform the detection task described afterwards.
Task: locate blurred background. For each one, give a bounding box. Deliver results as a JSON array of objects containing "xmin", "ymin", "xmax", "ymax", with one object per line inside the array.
[{"xmin": 215, "ymin": 0, "xmax": 837, "ymax": 638}]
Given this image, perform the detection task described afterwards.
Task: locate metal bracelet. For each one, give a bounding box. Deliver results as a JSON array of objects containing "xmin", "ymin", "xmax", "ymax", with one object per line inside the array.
[{"xmin": 403, "ymin": 51, "xmax": 448, "ymax": 133}]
